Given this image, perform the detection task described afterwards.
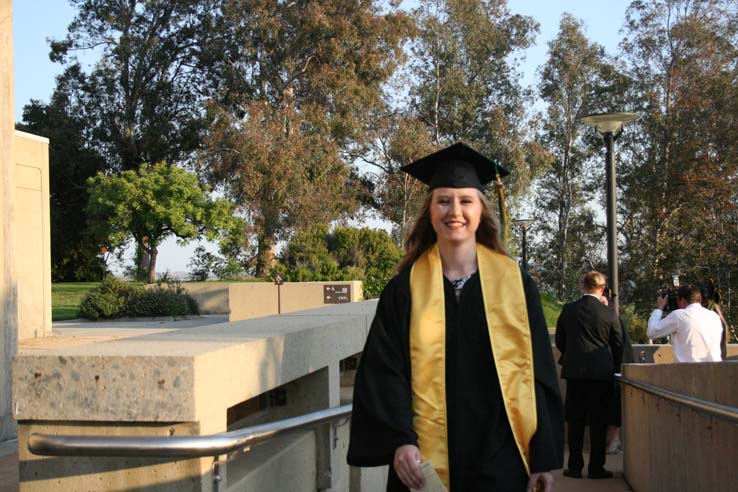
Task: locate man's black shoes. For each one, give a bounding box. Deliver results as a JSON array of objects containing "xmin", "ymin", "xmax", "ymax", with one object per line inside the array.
[
  {"xmin": 564, "ymin": 468, "xmax": 614, "ymax": 479},
  {"xmin": 588, "ymin": 469, "xmax": 614, "ymax": 479}
]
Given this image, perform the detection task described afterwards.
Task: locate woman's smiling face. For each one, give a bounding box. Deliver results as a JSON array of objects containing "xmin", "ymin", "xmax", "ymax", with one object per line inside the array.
[{"xmin": 429, "ymin": 187, "xmax": 483, "ymax": 246}]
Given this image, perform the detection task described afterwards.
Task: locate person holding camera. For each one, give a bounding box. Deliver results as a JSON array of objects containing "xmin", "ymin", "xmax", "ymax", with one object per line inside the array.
[{"xmin": 647, "ymin": 284, "xmax": 723, "ymax": 362}]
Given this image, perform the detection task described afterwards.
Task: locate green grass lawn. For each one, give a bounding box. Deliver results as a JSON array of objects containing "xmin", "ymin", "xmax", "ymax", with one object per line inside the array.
[
  {"xmin": 52, "ymin": 282, "xmax": 100, "ymax": 321},
  {"xmin": 540, "ymin": 291, "xmax": 564, "ymax": 328}
]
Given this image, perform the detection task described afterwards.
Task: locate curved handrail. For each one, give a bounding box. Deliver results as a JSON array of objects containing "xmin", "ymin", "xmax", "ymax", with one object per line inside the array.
[
  {"xmin": 616, "ymin": 373, "xmax": 738, "ymax": 423},
  {"xmin": 28, "ymin": 404, "xmax": 352, "ymax": 458}
]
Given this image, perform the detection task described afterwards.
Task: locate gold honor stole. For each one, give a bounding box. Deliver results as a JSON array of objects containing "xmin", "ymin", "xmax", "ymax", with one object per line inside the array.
[{"xmin": 409, "ymin": 243, "xmax": 537, "ymax": 489}]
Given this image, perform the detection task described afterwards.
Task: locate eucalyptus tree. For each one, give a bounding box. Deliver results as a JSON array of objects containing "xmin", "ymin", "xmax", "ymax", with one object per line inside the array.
[
  {"xmin": 349, "ymin": 109, "xmax": 435, "ymax": 245},
  {"xmin": 534, "ymin": 14, "xmax": 621, "ymax": 298},
  {"xmin": 49, "ymin": 0, "xmax": 218, "ymax": 171},
  {"xmin": 200, "ymin": 0, "xmax": 413, "ymax": 276},
  {"xmin": 617, "ymin": 0, "xmax": 738, "ymax": 325},
  {"xmin": 408, "ymin": 0, "xmax": 543, "ymax": 201}
]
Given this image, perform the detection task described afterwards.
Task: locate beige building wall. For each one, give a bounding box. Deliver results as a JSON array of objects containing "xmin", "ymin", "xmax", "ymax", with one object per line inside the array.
[
  {"xmin": 14, "ymin": 131, "xmax": 51, "ymax": 340},
  {"xmin": 1, "ymin": 0, "xmax": 18, "ymax": 442}
]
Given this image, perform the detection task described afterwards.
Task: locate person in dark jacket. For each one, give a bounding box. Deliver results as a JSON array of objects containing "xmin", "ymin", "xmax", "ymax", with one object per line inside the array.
[{"xmin": 555, "ymin": 271, "xmax": 623, "ymax": 479}]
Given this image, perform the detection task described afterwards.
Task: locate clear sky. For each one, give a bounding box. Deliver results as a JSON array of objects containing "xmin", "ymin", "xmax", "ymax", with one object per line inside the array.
[{"xmin": 11, "ymin": 0, "xmax": 631, "ymax": 275}]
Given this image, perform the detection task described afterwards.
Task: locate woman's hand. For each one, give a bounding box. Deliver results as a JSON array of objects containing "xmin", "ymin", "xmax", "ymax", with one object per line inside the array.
[
  {"xmin": 393, "ymin": 444, "xmax": 424, "ymax": 490},
  {"xmin": 527, "ymin": 471, "xmax": 554, "ymax": 492}
]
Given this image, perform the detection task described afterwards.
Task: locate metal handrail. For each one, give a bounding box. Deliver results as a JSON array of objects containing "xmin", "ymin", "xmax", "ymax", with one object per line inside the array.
[
  {"xmin": 28, "ymin": 404, "xmax": 352, "ymax": 458},
  {"xmin": 616, "ymin": 373, "xmax": 738, "ymax": 423}
]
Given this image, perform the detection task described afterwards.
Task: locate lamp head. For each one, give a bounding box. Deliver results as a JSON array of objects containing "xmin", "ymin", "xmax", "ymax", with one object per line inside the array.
[
  {"xmin": 580, "ymin": 112, "xmax": 639, "ymax": 135},
  {"xmin": 513, "ymin": 218, "xmax": 534, "ymax": 230}
]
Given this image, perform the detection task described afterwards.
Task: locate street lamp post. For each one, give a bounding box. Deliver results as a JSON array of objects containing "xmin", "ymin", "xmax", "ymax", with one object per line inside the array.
[
  {"xmin": 513, "ymin": 218, "xmax": 534, "ymax": 272},
  {"xmin": 580, "ymin": 112, "xmax": 639, "ymax": 313}
]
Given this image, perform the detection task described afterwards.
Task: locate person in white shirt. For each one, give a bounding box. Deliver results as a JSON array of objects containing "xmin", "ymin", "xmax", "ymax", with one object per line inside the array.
[{"xmin": 647, "ymin": 285, "xmax": 723, "ymax": 362}]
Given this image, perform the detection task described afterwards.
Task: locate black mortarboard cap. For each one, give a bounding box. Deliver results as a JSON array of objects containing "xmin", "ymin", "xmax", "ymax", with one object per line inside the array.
[{"xmin": 401, "ymin": 142, "xmax": 509, "ymax": 191}]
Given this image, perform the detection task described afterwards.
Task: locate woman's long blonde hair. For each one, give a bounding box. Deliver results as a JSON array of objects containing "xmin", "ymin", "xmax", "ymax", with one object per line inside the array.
[{"xmin": 397, "ymin": 189, "xmax": 509, "ymax": 272}]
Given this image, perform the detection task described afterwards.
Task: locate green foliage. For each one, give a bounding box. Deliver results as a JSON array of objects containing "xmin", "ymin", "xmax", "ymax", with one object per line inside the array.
[
  {"xmin": 86, "ymin": 162, "xmax": 239, "ymax": 283},
  {"xmin": 619, "ymin": 303, "xmax": 648, "ymax": 344},
  {"xmin": 188, "ymin": 245, "xmax": 215, "ymax": 282},
  {"xmin": 78, "ymin": 277, "xmax": 142, "ymax": 320},
  {"xmin": 77, "ymin": 277, "xmax": 198, "ymax": 320},
  {"xmin": 126, "ymin": 282, "xmax": 199, "ymax": 318},
  {"xmin": 188, "ymin": 225, "xmax": 257, "ymax": 281},
  {"xmin": 275, "ymin": 225, "xmax": 403, "ymax": 299}
]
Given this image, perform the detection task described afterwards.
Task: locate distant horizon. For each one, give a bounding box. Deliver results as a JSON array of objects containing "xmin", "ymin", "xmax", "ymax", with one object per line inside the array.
[{"xmin": 12, "ymin": 0, "xmax": 628, "ymax": 275}]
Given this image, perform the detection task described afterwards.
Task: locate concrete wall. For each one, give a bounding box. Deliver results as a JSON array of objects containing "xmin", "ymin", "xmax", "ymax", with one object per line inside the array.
[
  {"xmin": 13, "ymin": 301, "xmax": 382, "ymax": 491},
  {"xmin": 14, "ymin": 131, "xmax": 51, "ymax": 340},
  {"xmin": 178, "ymin": 281, "xmax": 363, "ymax": 321},
  {"xmin": 1, "ymin": 0, "xmax": 18, "ymax": 443},
  {"xmin": 621, "ymin": 362, "xmax": 738, "ymax": 492},
  {"xmin": 630, "ymin": 343, "xmax": 738, "ymax": 364},
  {"xmin": 178, "ymin": 283, "xmax": 230, "ymax": 314}
]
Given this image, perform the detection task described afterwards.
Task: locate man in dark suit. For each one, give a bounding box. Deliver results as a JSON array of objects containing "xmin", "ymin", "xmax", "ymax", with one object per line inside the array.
[{"xmin": 555, "ymin": 271, "xmax": 623, "ymax": 479}]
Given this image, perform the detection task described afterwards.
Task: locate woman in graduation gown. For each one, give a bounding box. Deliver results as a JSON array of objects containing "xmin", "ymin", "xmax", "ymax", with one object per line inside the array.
[{"xmin": 347, "ymin": 143, "xmax": 564, "ymax": 492}]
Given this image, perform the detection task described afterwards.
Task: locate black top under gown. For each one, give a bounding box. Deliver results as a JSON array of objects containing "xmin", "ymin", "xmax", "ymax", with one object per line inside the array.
[{"xmin": 347, "ymin": 266, "xmax": 564, "ymax": 492}]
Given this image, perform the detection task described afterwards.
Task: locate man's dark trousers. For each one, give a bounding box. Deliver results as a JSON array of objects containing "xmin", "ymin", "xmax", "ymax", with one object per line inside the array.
[{"xmin": 565, "ymin": 379, "xmax": 613, "ymax": 474}]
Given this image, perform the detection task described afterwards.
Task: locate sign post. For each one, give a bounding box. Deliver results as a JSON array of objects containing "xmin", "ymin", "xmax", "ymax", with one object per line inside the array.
[{"xmin": 274, "ymin": 274, "xmax": 284, "ymax": 314}]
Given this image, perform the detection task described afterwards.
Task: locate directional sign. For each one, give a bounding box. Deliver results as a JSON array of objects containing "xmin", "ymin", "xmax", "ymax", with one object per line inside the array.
[{"xmin": 324, "ymin": 284, "xmax": 351, "ymax": 304}]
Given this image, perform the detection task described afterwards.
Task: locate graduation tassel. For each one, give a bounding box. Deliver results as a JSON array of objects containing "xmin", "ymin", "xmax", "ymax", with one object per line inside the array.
[{"xmin": 494, "ymin": 160, "xmax": 510, "ymax": 244}]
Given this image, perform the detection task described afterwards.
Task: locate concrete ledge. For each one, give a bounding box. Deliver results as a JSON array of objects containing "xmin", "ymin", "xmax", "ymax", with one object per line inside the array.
[
  {"xmin": 12, "ymin": 300, "xmax": 379, "ymax": 491},
  {"xmin": 14, "ymin": 303, "xmax": 376, "ymax": 422}
]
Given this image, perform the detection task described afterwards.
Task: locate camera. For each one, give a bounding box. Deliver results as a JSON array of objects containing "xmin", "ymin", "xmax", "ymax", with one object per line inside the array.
[{"xmin": 658, "ymin": 287, "xmax": 679, "ymax": 313}]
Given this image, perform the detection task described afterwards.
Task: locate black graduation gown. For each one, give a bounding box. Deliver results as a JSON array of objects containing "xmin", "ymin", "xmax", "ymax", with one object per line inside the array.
[{"xmin": 347, "ymin": 266, "xmax": 564, "ymax": 491}]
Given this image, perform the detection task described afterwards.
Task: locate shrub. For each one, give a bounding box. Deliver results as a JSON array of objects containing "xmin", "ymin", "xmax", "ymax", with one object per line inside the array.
[
  {"xmin": 79, "ymin": 291, "xmax": 122, "ymax": 320},
  {"xmin": 126, "ymin": 289, "xmax": 188, "ymax": 317},
  {"xmin": 126, "ymin": 281, "xmax": 199, "ymax": 317},
  {"xmin": 78, "ymin": 276, "xmax": 141, "ymax": 320},
  {"xmin": 78, "ymin": 277, "xmax": 198, "ymax": 319}
]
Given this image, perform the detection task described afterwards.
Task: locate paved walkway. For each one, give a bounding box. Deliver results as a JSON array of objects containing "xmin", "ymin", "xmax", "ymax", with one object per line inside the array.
[
  {"xmin": 0, "ymin": 440, "xmax": 18, "ymax": 492},
  {"xmin": 1, "ymin": 440, "xmax": 631, "ymax": 492},
  {"xmin": 553, "ymin": 452, "xmax": 631, "ymax": 492}
]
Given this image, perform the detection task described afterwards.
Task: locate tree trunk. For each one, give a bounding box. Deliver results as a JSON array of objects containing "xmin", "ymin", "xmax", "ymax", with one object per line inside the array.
[
  {"xmin": 255, "ymin": 231, "xmax": 276, "ymax": 278},
  {"xmin": 137, "ymin": 240, "xmax": 150, "ymax": 282},
  {"xmin": 147, "ymin": 246, "xmax": 158, "ymax": 284}
]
